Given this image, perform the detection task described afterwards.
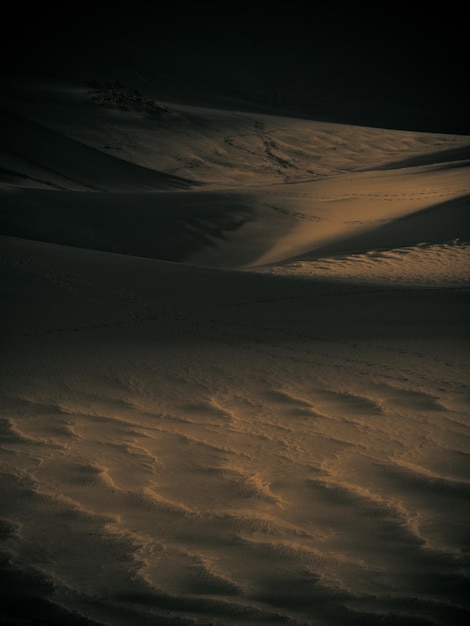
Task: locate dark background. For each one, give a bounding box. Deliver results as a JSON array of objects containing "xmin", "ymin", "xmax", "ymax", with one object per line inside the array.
[{"xmin": 3, "ymin": 3, "xmax": 469, "ymax": 133}]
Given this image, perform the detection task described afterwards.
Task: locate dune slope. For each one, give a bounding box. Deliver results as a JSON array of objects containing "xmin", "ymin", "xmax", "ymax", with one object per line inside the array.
[{"xmin": 1, "ymin": 234, "xmax": 469, "ymax": 626}]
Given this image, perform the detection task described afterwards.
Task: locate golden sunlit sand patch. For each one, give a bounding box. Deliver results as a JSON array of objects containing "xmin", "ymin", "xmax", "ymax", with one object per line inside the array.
[{"xmin": 256, "ymin": 240, "xmax": 470, "ymax": 286}]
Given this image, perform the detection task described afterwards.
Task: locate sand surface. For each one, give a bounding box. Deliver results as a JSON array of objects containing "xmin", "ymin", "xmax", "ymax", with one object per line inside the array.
[{"xmin": 1, "ymin": 9, "xmax": 469, "ymax": 626}]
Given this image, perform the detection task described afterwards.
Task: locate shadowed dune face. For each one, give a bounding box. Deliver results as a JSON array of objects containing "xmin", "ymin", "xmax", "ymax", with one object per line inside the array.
[
  {"xmin": 0, "ymin": 189, "xmax": 264, "ymax": 265},
  {"xmin": 1, "ymin": 6, "xmax": 470, "ymax": 626},
  {"xmin": 0, "ymin": 109, "xmax": 194, "ymax": 191}
]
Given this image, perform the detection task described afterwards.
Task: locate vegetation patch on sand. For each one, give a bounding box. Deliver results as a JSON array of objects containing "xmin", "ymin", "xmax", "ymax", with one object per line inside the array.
[{"xmin": 86, "ymin": 80, "xmax": 170, "ymax": 117}]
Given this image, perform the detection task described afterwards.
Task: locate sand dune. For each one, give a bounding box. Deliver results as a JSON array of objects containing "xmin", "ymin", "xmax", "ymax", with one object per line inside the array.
[
  {"xmin": 0, "ymin": 108, "xmax": 193, "ymax": 191},
  {"xmin": 259, "ymin": 241, "xmax": 470, "ymax": 286},
  {"xmin": 2, "ymin": 93, "xmax": 469, "ymax": 270},
  {"xmin": 1, "ymin": 12, "xmax": 469, "ymax": 626}
]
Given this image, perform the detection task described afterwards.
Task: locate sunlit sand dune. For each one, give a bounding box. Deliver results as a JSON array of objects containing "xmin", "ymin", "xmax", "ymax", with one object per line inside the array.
[
  {"xmin": 258, "ymin": 240, "xmax": 470, "ymax": 286},
  {"xmin": 2, "ymin": 95, "xmax": 469, "ymax": 270},
  {"xmin": 1, "ymin": 9, "xmax": 469, "ymax": 626}
]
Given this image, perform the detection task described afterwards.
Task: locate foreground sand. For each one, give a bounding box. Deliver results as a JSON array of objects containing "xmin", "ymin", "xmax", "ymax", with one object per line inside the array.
[
  {"xmin": 1, "ymin": 53, "xmax": 470, "ymax": 626},
  {"xmin": 1, "ymin": 233, "xmax": 469, "ymax": 625}
]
